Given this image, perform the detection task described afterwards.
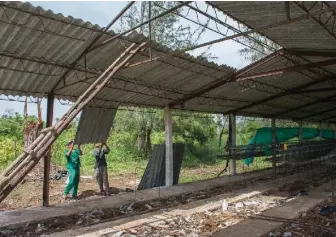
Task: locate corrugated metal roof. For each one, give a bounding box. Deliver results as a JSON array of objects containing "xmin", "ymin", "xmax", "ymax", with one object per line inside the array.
[
  {"xmin": 1, "ymin": 1, "xmax": 336, "ymax": 122},
  {"xmin": 207, "ymin": 1, "xmax": 336, "ymax": 121},
  {"xmin": 74, "ymin": 107, "xmax": 117, "ymax": 144},
  {"xmin": 0, "ymin": 1, "xmax": 235, "ymax": 109},
  {"xmin": 210, "ymin": 1, "xmax": 336, "ymax": 50}
]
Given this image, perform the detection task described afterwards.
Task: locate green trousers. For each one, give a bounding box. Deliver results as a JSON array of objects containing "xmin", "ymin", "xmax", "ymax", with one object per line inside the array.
[{"xmin": 64, "ymin": 168, "xmax": 80, "ymax": 198}]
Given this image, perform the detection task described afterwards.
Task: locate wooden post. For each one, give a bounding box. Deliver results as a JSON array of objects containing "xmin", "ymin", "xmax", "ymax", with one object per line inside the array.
[
  {"xmin": 164, "ymin": 105, "xmax": 173, "ymax": 187},
  {"xmin": 229, "ymin": 114, "xmax": 237, "ymax": 175},
  {"xmin": 43, "ymin": 93, "xmax": 54, "ymax": 207},
  {"xmin": 271, "ymin": 118, "xmax": 277, "ymax": 172}
]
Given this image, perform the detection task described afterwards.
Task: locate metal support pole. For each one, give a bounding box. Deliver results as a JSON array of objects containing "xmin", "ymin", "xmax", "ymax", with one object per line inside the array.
[
  {"xmin": 42, "ymin": 93, "xmax": 54, "ymax": 207},
  {"xmin": 229, "ymin": 114, "xmax": 237, "ymax": 175},
  {"xmin": 298, "ymin": 120, "xmax": 303, "ymax": 140},
  {"xmin": 272, "ymin": 118, "xmax": 277, "ymax": 173},
  {"xmin": 164, "ymin": 105, "xmax": 173, "ymax": 187}
]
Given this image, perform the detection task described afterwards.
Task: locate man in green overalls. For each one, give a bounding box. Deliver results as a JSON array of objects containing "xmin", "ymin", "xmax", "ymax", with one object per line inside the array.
[{"xmin": 63, "ymin": 140, "xmax": 82, "ymax": 200}]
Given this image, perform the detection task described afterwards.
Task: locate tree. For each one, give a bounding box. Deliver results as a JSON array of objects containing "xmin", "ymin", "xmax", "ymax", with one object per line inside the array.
[
  {"xmin": 238, "ymin": 25, "xmax": 280, "ymax": 62},
  {"xmin": 118, "ymin": 2, "xmax": 212, "ymax": 50},
  {"xmin": 116, "ymin": 2, "xmax": 217, "ymax": 158}
]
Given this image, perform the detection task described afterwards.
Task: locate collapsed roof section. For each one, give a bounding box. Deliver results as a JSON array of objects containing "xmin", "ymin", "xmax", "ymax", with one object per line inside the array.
[{"xmin": 1, "ymin": 1, "xmax": 336, "ymax": 122}]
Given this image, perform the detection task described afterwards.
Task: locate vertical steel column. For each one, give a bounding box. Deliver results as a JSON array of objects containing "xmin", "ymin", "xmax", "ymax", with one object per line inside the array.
[
  {"xmin": 271, "ymin": 118, "xmax": 277, "ymax": 173},
  {"xmin": 42, "ymin": 93, "xmax": 54, "ymax": 207},
  {"xmin": 229, "ymin": 114, "xmax": 237, "ymax": 175},
  {"xmin": 164, "ymin": 105, "xmax": 173, "ymax": 187}
]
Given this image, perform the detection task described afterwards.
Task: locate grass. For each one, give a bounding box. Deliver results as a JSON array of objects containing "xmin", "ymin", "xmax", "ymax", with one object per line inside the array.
[
  {"xmin": 49, "ymin": 153, "xmax": 274, "ymax": 186},
  {"xmin": 0, "ymin": 138, "xmax": 274, "ymax": 187}
]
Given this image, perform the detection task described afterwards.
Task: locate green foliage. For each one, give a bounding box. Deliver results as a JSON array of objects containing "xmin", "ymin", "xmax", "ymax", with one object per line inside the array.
[
  {"xmin": 1, "ymin": 109, "xmax": 333, "ymax": 180},
  {"xmin": 173, "ymin": 114, "xmax": 217, "ymax": 145},
  {"xmin": 0, "ymin": 136, "xmax": 22, "ymax": 168},
  {"xmin": 0, "ymin": 109, "xmax": 24, "ymax": 140},
  {"xmin": 118, "ymin": 2, "xmax": 197, "ymax": 49}
]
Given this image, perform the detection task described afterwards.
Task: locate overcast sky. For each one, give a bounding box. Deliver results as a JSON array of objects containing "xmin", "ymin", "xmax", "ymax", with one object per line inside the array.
[{"xmin": 0, "ymin": 1, "xmax": 249, "ymax": 119}]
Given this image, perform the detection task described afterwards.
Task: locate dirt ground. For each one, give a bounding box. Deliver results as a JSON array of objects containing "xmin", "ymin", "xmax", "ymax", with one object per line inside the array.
[
  {"xmin": 0, "ymin": 166, "xmax": 227, "ymax": 211},
  {"xmin": 0, "ymin": 166, "xmax": 332, "ymax": 237},
  {"xmin": 262, "ymin": 198, "xmax": 336, "ymax": 237}
]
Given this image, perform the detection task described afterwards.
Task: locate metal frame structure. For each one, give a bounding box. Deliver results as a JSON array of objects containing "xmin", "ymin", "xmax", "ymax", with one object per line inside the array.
[{"xmin": 1, "ymin": 1, "xmax": 336, "ymax": 205}]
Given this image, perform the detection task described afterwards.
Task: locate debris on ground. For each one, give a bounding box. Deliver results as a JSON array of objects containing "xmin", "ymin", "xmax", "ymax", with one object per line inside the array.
[
  {"xmin": 262, "ymin": 198, "xmax": 336, "ymax": 237},
  {"xmin": 221, "ymin": 199, "xmax": 228, "ymax": 212},
  {"xmin": 282, "ymin": 232, "xmax": 292, "ymax": 237},
  {"xmin": 0, "ymin": 168, "xmax": 333, "ymax": 237},
  {"xmin": 320, "ymin": 206, "xmax": 336, "ymax": 216},
  {"xmin": 123, "ymin": 195, "xmax": 287, "ymax": 237}
]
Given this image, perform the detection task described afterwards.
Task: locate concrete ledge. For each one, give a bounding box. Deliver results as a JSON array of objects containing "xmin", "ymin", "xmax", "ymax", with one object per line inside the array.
[{"xmin": 0, "ymin": 169, "xmax": 269, "ymax": 228}]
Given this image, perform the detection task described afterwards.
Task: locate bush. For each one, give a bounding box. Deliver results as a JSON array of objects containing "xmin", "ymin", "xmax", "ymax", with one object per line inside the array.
[{"xmin": 0, "ymin": 137, "xmax": 22, "ymax": 169}]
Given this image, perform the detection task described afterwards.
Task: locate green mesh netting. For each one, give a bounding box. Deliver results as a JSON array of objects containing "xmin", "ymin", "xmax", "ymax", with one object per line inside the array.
[{"xmin": 244, "ymin": 127, "xmax": 336, "ymax": 166}]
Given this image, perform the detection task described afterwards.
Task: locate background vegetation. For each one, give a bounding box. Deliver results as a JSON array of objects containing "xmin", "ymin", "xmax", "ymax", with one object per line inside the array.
[{"xmin": 0, "ymin": 108, "xmax": 308, "ymax": 179}]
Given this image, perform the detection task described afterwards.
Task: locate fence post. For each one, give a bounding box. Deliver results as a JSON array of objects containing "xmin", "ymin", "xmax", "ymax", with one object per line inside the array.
[{"xmin": 43, "ymin": 93, "xmax": 54, "ymax": 207}]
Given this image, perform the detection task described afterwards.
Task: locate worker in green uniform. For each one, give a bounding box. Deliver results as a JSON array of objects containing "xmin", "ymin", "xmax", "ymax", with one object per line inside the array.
[{"xmin": 63, "ymin": 140, "xmax": 82, "ymax": 200}]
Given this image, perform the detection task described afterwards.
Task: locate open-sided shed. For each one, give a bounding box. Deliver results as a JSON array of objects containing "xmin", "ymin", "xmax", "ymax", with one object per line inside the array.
[{"xmin": 1, "ymin": 1, "xmax": 336, "ymax": 205}]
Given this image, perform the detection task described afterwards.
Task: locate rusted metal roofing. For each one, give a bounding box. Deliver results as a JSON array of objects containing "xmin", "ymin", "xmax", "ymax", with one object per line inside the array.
[{"xmin": 1, "ymin": 1, "xmax": 336, "ymax": 122}]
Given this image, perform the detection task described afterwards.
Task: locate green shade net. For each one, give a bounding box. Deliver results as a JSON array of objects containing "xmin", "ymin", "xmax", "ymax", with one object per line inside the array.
[{"xmin": 244, "ymin": 127, "xmax": 336, "ymax": 166}]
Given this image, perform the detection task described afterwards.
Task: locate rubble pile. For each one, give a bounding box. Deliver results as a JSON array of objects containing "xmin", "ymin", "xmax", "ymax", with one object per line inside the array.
[{"xmin": 126, "ymin": 195, "xmax": 287, "ymax": 237}]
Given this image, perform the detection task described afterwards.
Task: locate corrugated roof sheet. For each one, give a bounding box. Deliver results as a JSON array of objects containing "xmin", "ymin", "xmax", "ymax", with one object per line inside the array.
[
  {"xmin": 208, "ymin": 1, "xmax": 336, "ymax": 122},
  {"xmin": 74, "ymin": 107, "xmax": 117, "ymax": 144},
  {"xmin": 138, "ymin": 143, "xmax": 184, "ymax": 190},
  {"xmin": 1, "ymin": 1, "xmax": 336, "ymax": 122}
]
